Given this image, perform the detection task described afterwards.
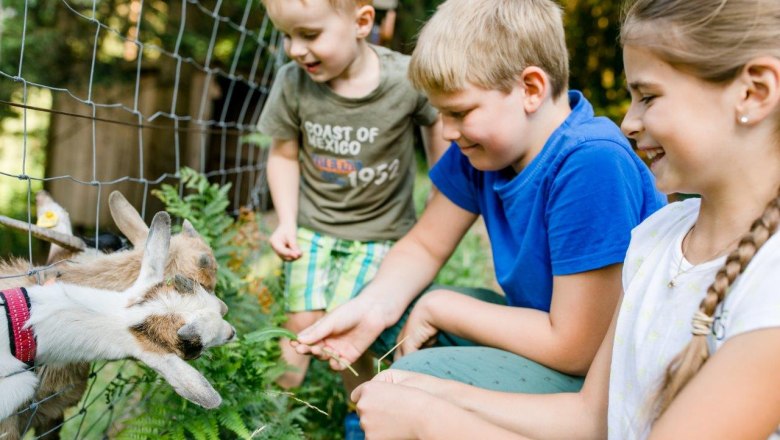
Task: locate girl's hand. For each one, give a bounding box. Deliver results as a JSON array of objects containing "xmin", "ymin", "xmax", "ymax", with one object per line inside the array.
[
  {"xmin": 269, "ymin": 224, "xmax": 302, "ymax": 261},
  {"xmin": 372, "ymin": 369, "xmax": 455, "ymax": 399},
  {"xmin": 351, "ymin": 381, "xmax": 432, "ymax": 439},
  {"xmin": 395, "ymin": 292, "xmax": 441, "ymax": 360}
]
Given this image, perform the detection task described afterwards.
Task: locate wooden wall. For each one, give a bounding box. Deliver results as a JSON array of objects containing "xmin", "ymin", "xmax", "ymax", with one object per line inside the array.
[{"xmin": 45, "ymin": 71, "xmax": 222, "ymax": 228}]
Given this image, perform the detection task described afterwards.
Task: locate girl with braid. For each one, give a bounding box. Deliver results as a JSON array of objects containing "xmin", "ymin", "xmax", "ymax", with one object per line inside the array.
[{"xmin": 348, "ymin": 0, "xmax": 780, "ymax": 438}]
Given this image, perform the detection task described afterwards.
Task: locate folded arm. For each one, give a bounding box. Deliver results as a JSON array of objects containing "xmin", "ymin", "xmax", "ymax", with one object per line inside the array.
[{"xmin": 401, "ymin": 264, "xmax": 622, "ymax": 375}]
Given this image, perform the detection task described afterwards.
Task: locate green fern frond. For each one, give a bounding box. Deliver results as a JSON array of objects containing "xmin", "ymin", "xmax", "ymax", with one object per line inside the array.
[{"xmin": 219, "ymin": 410, "xmax": 252, "ymax": 439}]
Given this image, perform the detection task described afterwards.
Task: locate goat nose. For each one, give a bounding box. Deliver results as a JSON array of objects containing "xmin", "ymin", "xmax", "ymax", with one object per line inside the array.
[{"xmin": 228, "ymin": 327, "xmax": 236, "ymax": 341}]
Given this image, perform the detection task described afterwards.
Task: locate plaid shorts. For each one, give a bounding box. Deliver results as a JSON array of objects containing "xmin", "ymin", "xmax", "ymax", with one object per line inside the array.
[{"xmin": 283, "ymin": 227, "xmax": 393, "ymax": 312}]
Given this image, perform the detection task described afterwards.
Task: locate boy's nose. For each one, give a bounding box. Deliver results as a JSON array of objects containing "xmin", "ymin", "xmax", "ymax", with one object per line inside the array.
[
  {"xmin": 441, "ymin": 117, "xmax": 461, "ymax": 142},
  {"xmin": 287, "ymin": 39, "xmax": 307, "ymax": 58}
]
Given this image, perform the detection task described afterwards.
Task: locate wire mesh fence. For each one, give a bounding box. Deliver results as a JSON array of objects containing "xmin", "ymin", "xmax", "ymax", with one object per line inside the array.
[{"xmin": 0, "ymin": 0, "xmax": 284, "ymax": 437}]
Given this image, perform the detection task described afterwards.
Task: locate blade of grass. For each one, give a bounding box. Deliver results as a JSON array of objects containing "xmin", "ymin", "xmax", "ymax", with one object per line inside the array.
[
  {"xmin": 376, "ymin": 335, "xmax": 409, "ymax": 374},
  {"xmin": 321, "ymin": 347, "xmax": 359, "ymax": 377}
]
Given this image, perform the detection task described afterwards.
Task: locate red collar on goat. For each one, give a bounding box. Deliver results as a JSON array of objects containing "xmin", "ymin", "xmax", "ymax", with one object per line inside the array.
[{"xmin": 1, "ymin": 287, "xmax": 36, "ymax": 367}]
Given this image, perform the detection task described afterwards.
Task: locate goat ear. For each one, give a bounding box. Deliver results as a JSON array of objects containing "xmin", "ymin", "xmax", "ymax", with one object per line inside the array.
[
  {"xmin": 177, "ymin": 321, "xmax": 205, "ymax": 360},
  {"xmin": 109, "ymin": 191, "xmax": 149, "ymax": 247},
  {"xmin": 181, "ymin": 220, "xmax": 201, "ymax": 238},
  {"xmin": 173, "ymin": 275, "xmax": 195, "ymax": 294},
  {"xmin": 135, "ymin": 352, "xmax": 221, "ymax": 409},
  {"xmin": 177, "ymin": 321, "xmax": 200, "ymax": 340},
  {"xmin": 135, "ymin": 212, "xmax": 171, "ymax": 287}
]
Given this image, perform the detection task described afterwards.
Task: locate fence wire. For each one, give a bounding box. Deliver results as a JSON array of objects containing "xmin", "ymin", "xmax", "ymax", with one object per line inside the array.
[{"xmin": 0, "ymin": 0, "xmax": 282, "ymax": 437}]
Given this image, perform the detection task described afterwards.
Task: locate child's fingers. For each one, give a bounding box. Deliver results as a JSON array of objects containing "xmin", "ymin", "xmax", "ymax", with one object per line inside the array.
[
  {"xmin": 271, "ymin": 244, "xmax": 301, "ymax": 261},
  {"xmin": 287, "ymin": 239, "xmax": 302, "ymax": 256},
  {"xmin": 395, "ymin": 327, "xmax": 420, "ymax": 360},
  {"xmin": 396, "ymin": 328, "xmax": 435, "ymax": 360},
  {"xmin": 269, "ymin": 231, "xmax": 302, "ymax": 260},
  {"xmin": 292, "ymin": 340, "xmax": 313, "ymax": 355},
  {"xmin": 321, "ymin": 347, "xmax": 359, "ymax": 375},
  {"xmin": 397, "ymin": 338, "xmax": 420, "ymax": 360},
  {"xmin": 372, "ymin": 369, "xmax": 395, "ymax": 383},
  {"xmin": 269, "ymin": 237, "xmax": 292, "ymax": 258},
  {"xmin": 297, "ymin": 316, "xmax": 334, "ymax": 345},
  {"xmin": 294, "ymin": 340, "xmax": 323, "ymax": 356},
  {"xmin": 330, "ymin": 357, "xmax": 346, "ymax": 371},
  {"xmin": 282, "ymin": 237, "xmax": 302, "ymax": 259},
  {"xmin": 395, "ymin": 338, "xmax": 408, "ymax": 361},
  {"xmin": 350, "ymin": 382, "xmax": 366, "ymax": 402}
]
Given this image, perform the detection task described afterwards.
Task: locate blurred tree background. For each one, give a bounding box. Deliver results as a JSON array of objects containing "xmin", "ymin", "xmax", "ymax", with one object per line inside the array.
[
  {"xmin": 391, "ymin": 0, "xmax": 627, "ymax": 121},
  {"xmin": 0, "ymin": 0, "xmax": 277, "ymax": 257},
  {"xmin": 0, "ymin": 0, "xmax": 625, "ymax": 224},
  {"xmin": 1, "ymin": 0, "xmax": 626, "ymax": 258}
]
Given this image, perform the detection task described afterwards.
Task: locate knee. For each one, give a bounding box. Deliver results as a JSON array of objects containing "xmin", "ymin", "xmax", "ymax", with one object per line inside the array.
[{"xmin": 392, "ymin": 348, "xmax": 439, "ymax": 374}]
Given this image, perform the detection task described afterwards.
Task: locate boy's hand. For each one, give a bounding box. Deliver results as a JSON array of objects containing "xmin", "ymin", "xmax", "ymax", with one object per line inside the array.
[
  {"xmin": 395, "ymin": 293, "xmax": 440, "ymax": 360},
  {"xmin": 293, "ymin": 295, "xmax": 388, "ymax": 370},
  {"xmin": 269, "ymin": 224, "xmax": 302, "ymax": 261}
]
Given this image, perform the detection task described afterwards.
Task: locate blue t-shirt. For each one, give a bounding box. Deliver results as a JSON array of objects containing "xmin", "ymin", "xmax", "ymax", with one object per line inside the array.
[{"xmin": 430, "ymin": 90, "xmax": 666, "ymax": 312}]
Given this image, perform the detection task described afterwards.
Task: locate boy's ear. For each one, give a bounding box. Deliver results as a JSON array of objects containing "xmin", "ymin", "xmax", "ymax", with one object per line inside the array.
[
  {"xmin": 735, "ymin": 56, "xmax": 780, "ymax": 124},
  {"xmin": 518, "ymin": 66, "xmax": 550, "ymax": 114},
  {"xmin": 355, "ymin": 5, "xmax": 375, "ymax": 39}
]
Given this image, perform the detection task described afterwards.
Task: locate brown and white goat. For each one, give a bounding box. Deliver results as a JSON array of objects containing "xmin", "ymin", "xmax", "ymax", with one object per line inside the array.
[
  {"xmin": 0, "ymin": 212, "xmax": 235, "ymax": 423},
  {"xmin": 0, "ymin": 191, "xmax": 219, "ymax": 439}
]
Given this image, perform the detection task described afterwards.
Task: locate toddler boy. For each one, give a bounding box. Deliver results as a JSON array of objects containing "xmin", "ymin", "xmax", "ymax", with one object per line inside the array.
[{"xmin": 258, "ymin": 0, "xmax": 446, "ymax": 394}]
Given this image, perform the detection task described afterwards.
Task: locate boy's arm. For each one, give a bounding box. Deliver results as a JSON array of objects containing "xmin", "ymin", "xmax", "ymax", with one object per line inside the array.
[
  {"xmin": 420, "ymin": 115, "xmax": 449, "ymax": 168},
  {"xmin": 402, "ymin": 143, "xmax": 651, "ymax": 374},
  {"xmin": 294, "ymin": 191, "xmax": 478, "ymax": 367},
  {"xmin": 267, "ymin": 138, "xmax": 302, "ymax": 260},
  {"xmin": 399, "ymin": 263, "xmax": 622, "ymax": 375}
]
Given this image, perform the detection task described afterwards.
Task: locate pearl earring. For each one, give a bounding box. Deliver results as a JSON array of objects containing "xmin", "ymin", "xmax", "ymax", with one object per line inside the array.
[{"xmin": 739, "ymin": 115, "xmax": 749, "ymax": 124}]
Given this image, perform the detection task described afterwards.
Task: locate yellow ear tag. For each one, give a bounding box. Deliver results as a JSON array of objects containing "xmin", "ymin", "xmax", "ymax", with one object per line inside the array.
[{"xmin": 37, "ymin": 211, "xmax": 59, "ymax": 228}]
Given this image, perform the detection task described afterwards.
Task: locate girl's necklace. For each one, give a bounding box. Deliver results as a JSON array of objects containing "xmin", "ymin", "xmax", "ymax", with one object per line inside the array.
[{"xmin": 667, "ymin": 225, "xmax": 741, "ymax": 288}]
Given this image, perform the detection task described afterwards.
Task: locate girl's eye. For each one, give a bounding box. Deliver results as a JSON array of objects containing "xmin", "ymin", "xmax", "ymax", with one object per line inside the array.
[
  {"xmin": 450, "ymin": 110, "xmax": 469, "ymax": 119},
  {"xmin": 301, "ymin": 32, "xmax": 319, "ymax": 40},
  {"xmin": 639, "ymin": 95, "xmax": 656, "ymax": 104}
]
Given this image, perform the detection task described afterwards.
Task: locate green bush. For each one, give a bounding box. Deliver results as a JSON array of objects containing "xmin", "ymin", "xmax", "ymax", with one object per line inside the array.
[{"xmin": 113, "ymin": 168, "xmax": 340, "ymax": 439}]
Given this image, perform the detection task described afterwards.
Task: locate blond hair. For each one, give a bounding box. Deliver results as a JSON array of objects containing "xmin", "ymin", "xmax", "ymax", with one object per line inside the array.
[
  {"xmin": 621, "ymin": 0, "xmax": 780, "ymax": 418},
  {"xmin": 621, "ymin": 0, "xmax": 780, "ymax": 83},
  {"xmin": 409, "ymin": 0, "xmax": 569, "ymax": 98},
  {"xmin": 262, "ymin": 0, "xmax": 372, "ymax": 14}
]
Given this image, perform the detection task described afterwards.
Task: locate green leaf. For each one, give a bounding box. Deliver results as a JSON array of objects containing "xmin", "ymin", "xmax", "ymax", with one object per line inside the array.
[
  {"xmin": 220, "ymin": 410, "xmax": 252, "ymax": 439},
  {"xmin": 244, "ymin": 327, "xmax": 298, "ymax": 344}
]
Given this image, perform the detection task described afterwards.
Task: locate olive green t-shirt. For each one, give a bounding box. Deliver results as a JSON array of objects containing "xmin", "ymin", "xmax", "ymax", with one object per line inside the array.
[{"xmin": 258, "ymin": 45, "xmax": 439, "ymax": 241}]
